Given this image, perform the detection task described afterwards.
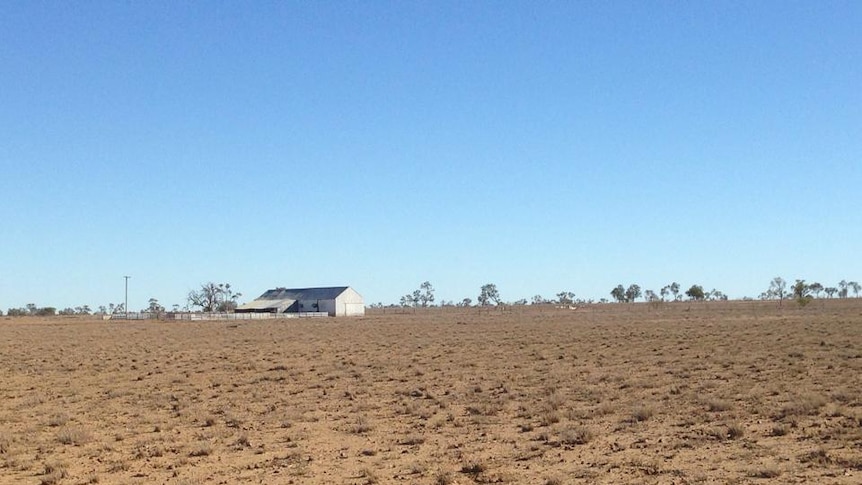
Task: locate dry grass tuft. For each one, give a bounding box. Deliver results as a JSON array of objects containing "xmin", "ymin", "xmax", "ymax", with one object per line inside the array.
[
  {"xmin": 538, "ymin": 409, "xmax": 561, "ymax": 426},
  {"xmin": 188, "ymin": 441, "xmax": 213, "ymax": 457},
  {"xmin": 799, "ymin": 447, "xmax": 831, "ymax": 465},
  {"xmin": 726, "ymin": 421, "xmax": 745, "ymax": 440},
  {"xmin": 749, "ymin": 465, "xmax": 781, "ymax": 478},
  {"xmin": 434, "ymin": 470, "xmax": 454, "ymax": 485},
  {"xmin": 705, "ymin": 398, "xmax": 732, "ymax": 412},
  {"xmin": 56, "ymin": 426, "xmax": 90, "ymax": 445},
  {"xmin": 358, "ymin": 466, "xmax": 378, "ymax": 484},
  {"xmin": 776, "ymin": 393, "xmax": 827, "ymax": 419},
  {"xmin": 233, "ymin": 432, "xmax": 250, "ymax": 448},
  {"xmin": 350, "ymin": 416, "xmax": 373, "ymax": 434},
  {"xmin": 398, "ymin": 435, "xmax": 426, "ymax": 446},
  {"xmin": 460, "ymin": 461, "xmax": 486, "ymax": 475},
  {"xmin": 559, "ymin": 425, "xmax": 594, "ymax": 445},
  {"xmin": 630, "ymin": 405, "xmax": 655, "ymax": 423},
  {"xmin": 0, "ymin": 431, "xmax": 11, "ymax": 454},
  {"xmin": 40, "ymin": 460, "xmax": 68, "ymax": 485},
  {"xmin": 47, "ymin": 413, "xmax": 70, "ymax": 427}
]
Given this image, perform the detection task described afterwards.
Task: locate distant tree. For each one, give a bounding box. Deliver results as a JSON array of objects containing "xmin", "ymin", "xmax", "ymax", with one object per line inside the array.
[
  {"xmin": 36, "ymin": 307, "xmax": 56, "ymax": 316},
  {"xmin": 838, "ymin": 280, "xmax": 849, "ymax": 299},
  {"xmin": 610, "ymin": 285, "xmax": 626, "ymax": 303},
  {"xmin": 769, "ymin": 277, "xmax": 787, "ymax": 306},
  {"xmin": 849, "ymin": 281, "xmax": 860, "ymax": 298},
  {"xmin": 792, "ymin": 280, "xmax": 810, "ymax": 299},
  {"xmin": 792, "ymin": 279, "xmax": 813, "ymax": 307},
  {"xmin": 0, "ymin": 309, "xmax": 3, "ymax": 316},
  {"xmin": 625, "ymin": 284, "xmax": 642, "ymax": 303},
  {"xmin": 188, "ymin": 282, "xmax": 241, "ymax": 312},
  {"xmin": 824, "ymin": 287, "xmax": 838, "ymax": 298},
  {"xmin": 7, "ymin": 308, "xmax": 26, "ymax": 316},
  {"xmin": 686, "ymin": 285, "xmax": 705, "ymax": 301},
  {"xmin": 478, "ymin": 283, "xmax": 500, "ymax": 306},
  {"xmin": 418, "ymin": 281, "xmax": 435, "ymax": 307},
  {"xmin": 808, "ymin": 282, "xmax": 824, "ymax": 298},
  {"xmin": 659, "ymin": 286, "xmax": 669, "ymax": 301},
  {"xmin": 112, "ymin": 303, "xmax": 125, "ymax": 315},
  {"xmin": 512, "ymin": 298, "xmax": 528, "ymax": 305},
  {"xmin": 96, "ymin": 305, "xmax": 107, "ymax": 315},
  {"xmin": 531, "ymin": 295, "xmax": 546, "ymax": 305},
  {"xmin": 458, "ymin": 298, "xmax": 472, "ymax": 307},
  {"xmin": 218, "ymin": 284, "xmax": 241, "ymax": 311},
  {"xmin": 644, "ymin": 290, "xmax": 660, "ymax": 302},
  {"xmin": 556, "ymin": 291, "xmax": 575, "ymax": 305},
  {"xmin": 146, "ymin": 298, "xmax": 165, "ymax": 315},
  {"xmin": 26, "ymin": 303, "xmax": 37, "ymax": 315},
  {"xmin": 399, "ymin": 282, "xmax": 432, "ymax": 308},
  {"xmin": 670, "ymin": 282, "xmax": 681, "ymax": 301},
  {"xmin": 59, "ymin": 308, "xmax": 75, "ymax": 315}
]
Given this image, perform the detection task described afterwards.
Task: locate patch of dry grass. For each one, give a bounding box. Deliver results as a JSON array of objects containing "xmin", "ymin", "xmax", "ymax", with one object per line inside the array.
[{"xmin": 56, "ymin": 426, "xmax": 91, "ymax": 446}]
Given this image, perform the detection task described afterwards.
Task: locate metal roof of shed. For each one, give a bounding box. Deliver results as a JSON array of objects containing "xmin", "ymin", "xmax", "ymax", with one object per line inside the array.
[
  {"xmin": 257, "ymin": 286, "xmax": 350, "ymax": 301},
  {"xmin": 236, "ymin": 298, "xmax": 294, "ymax": 310}
]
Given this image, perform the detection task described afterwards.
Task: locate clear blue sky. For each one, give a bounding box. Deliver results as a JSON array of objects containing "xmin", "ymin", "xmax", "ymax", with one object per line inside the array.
[{"xmin": 1, "ymin": 1, "xmax": 859, "ymax": 310}]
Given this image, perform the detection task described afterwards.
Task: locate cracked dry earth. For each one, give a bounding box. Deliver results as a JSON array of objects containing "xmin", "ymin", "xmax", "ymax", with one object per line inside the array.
[{"xmin": 1, "ymin": 300, "xmax": 861, "ymax": 484}]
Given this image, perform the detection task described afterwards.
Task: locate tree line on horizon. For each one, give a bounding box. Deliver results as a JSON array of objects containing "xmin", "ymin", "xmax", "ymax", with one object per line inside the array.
[
  {"xmin": 4, "ymin": 278, "xmax": 860, "ymax": 317},
  {"xmin": 3, "ymin": 281, "xmax": 242, "ymax": 318},
  {"xmin": 369, "ymin": 277, "xmax": 861, "ymax": 309},
  {"xmin": 759, "ymin": 277, "xmax": 860, "ymax": 306}
]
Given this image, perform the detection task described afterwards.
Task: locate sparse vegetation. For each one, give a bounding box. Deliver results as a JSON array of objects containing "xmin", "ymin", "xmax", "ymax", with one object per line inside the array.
[
  {"xmin": 188, "ymin": 441, "xmax": 212, "ymax": 457},
  {"xmin": 726, "ymin": 422, "xmax": 745, "ymax": 440},
  {"xmin": 630, "ymin": 405, "xmax": 654, "ymax": 422},
  {"xmin": 434, "ymin": 470, "xmax": 454, "ymax": 485},
  {"xmin": 56, "ymin": 426, "xmax": 90, "ymax": 446},
  {"xmin": 559, "ymin": 425, "xmax": 594, "ymax": 445},
  {"xmin": 460, "ymin": 461, "xmax": 486, "ymax": 475},
  {"xmin": 705, "ymin": 398, "xmax": 732, "ymax": 412},
  {"xmin": 0, "ymin": 299, "xmax": 859, "ymax": 483},
  {"xmin": 749, "ymin": 465, "xmax": 781, "ymax": 478},
  {"xmin": 47, "ymin": 413, "xmax": 69, "ymax": 427},
  {"xmin": 350, "ymin": 416, "xmax": 373, "ymax": 434},
  {"xmin": 40, "ymin": 461, "xmax": 68, "ymax": 485},
  {"xmin": 0, "ymin": 432, "xmax": 11, "ymax": 455},
  {"xmin": 776, "ymin": 393, "xmax": 827, "ymax": 419}
]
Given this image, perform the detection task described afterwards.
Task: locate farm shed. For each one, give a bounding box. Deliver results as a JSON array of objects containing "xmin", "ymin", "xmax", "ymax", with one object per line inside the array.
[{"xmin": 235, "ymin": 286, "xmax": 365, "ymax": 317}]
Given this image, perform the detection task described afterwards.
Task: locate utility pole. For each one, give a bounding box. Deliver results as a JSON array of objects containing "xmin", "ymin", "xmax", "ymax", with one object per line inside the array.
[{"xmin": 124, "ymin": 276, "xmax": 130, "ymax": 320}]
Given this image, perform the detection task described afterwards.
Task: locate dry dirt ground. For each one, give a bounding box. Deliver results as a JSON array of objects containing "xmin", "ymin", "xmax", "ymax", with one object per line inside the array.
[{"xmin": 1, "ymin": 300, "xmax": 861, "ymax": 484}]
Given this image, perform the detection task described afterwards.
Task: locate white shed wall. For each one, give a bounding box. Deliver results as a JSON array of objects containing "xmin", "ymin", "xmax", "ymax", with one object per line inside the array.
[
  {"xmin": 334, "ymin": 287, "xmax": 365, "ymax": 316},
  {"xmin": 341, "ymin": 303, "xmax": 365, "ymax": 316}
]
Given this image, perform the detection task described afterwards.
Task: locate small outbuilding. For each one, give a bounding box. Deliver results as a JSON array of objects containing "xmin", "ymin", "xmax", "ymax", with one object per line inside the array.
[{"xmin": 235, "ymin": 286, "xmax": 365, "ymax": 317}]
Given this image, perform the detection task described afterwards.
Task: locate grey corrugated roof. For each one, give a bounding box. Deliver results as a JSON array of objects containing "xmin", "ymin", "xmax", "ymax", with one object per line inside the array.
[
  {"xmin": 257, "ymin": 286, "xmax": 350, "ymax": 301},
  {"xmin": 235, "ymin": 298, "xmax": 294, "ymax": 311}
]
